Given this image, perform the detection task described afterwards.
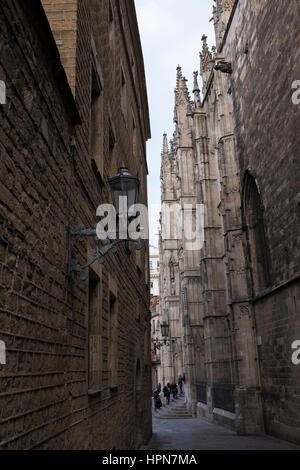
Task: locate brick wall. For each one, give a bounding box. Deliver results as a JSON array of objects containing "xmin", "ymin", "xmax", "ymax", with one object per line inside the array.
[
  {"xmin": 41, "ymin": 0, "xmax": 78, "ymax": 94},
  {"xmin": 0, "ymin": 0, "xmax": 151, "ymax": 450}
]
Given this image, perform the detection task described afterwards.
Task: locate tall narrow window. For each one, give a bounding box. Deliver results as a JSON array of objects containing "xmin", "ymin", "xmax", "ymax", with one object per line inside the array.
[
  {"xmin": 108, "ymin": 291, "xmax": 118, "ymax": 387},
  {"xmin": 90, "ymin": 66, "xmax": 104, "ymax": 178},
  {"xmin": 243, "ymin": 173, "xmax": 271, "ymax": 296},
  {"xmin": 88, "ymin": 270, "xmax": 102, "ymax": 394}
]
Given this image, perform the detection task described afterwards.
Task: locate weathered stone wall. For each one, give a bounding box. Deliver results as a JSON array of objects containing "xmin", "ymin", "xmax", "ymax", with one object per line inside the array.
[
  {"xmin": 223, "ymin": 0, "xmax": 300, "ymax": 443},
  {"xmin": 0, "ymin": 0, "xmax": 151, "ymax": 450}
]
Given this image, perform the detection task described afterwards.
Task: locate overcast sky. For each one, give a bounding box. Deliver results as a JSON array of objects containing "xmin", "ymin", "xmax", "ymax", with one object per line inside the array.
[{"xmin": 135, "ymin": 0, "xmax": 215, "ymax": 246}]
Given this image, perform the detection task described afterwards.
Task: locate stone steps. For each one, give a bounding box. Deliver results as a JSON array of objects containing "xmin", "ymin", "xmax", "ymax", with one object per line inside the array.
[{"xmin": 154, "ymin": 395, "xmax": 193, "ymax": 420}]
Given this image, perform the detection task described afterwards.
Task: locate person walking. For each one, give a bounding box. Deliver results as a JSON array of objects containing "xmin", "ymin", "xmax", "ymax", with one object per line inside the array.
[
  {"xmin": 153, "ymin": 389, "xmax": 162, "ymax": 410},
  {"xmin": 178, "ymin": 376, "xmax": 183, "ymax": 395},
  {"xmin": 163, "ymin": 384, "xmax": 170, "ymax": 405},
  {"xmin": 153, "ymin": 386, "xmax": 162, "ymax": 410},
  {"xmin": 153, "ymin": 389, "xmax": 158, "ymax": 410},
  {"xmin": 166, "ymin": 383, "xmax": 171, "ymax": 404},
  {"xmin": 172, "ymin": 382, "xmax": 178, "ymax": 399}
]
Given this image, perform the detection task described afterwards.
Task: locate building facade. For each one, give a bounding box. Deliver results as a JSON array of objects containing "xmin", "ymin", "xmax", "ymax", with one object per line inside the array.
[
  {"xmin": 159, "ymin": 0, "xmax": 300, "ymax": 444},
  {"xmin": 149, "ymin": 245, "xmax": 161, "ymax": 388},
  {"xmin": 0, "ymin": 0, "xmax": 151, "ymax": 449},
  {"xmin": 149, "ymin": 245, "xmax": 160, "ymax": 297}
]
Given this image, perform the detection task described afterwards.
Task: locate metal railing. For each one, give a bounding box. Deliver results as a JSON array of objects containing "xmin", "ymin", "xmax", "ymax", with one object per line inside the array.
[
  {"xmin": 213, "ymin": 383, "xmax": 235, "ymax": 413},
  {"xmin": 196, "ymin": 381, "xmax": 207, "ymax": 404}
]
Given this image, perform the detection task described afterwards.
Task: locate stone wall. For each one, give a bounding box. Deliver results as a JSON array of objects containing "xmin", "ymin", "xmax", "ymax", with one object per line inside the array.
[
  {"xmin": 222, "ymin": 0, "xmax": 300, "ymax": 443},
  {"xmin": 0, "ymin": 0, "xmax": 151, "ymax": 450}
]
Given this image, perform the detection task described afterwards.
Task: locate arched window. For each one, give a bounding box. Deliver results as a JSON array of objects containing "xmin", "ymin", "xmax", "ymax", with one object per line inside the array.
[{"xmin": 242, "ymin": 172, "xmax": 271, "ymax": 296}]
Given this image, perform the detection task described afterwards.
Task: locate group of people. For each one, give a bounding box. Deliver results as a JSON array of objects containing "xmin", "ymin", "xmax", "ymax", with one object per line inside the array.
[{"xmin": 153, "ymin": 376, "xmax": 184, "ymax": 409}]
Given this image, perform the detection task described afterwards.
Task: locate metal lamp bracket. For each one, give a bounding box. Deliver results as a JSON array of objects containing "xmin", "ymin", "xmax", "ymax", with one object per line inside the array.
[{"xmin": 68, "ymin": 224, "xmax": 143, "ymax": 280}]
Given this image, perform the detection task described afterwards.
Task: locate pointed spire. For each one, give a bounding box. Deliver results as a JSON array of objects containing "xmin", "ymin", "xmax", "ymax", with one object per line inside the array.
[
  {"xmin": 201, "ymin": 34, "xmax": 208, "ymax": 50},
  {"xmin": 163, "ymin": 132, "xmax": 168, "ymax": 154},
  {"xmin": 213, "ymin": 0, "xmax": 235, "ymax": 50},
  {"xmin": 193, "ymin": 71, "xmax": 201, "ymax": 108},
  {"xmin": 193, "ymin": 71, "xmax": 200, "ymax": 92},
  {"xmin": 200, "ymin": 35, "xmax": 213, "ymax": 67},
  {"xmin": 200, "ymin": 35, "xmax": 214, "ymax": 94},
  {"xmin": 175, "ymin": 65, "xmax": 190, "ymax": 105},
  {"xmin": 176, "ymin": 64, "xmax": 183, "ymax": 84}
]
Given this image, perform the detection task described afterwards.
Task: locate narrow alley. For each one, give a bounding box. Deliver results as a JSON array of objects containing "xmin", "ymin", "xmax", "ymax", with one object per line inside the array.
[{"xmin": 1, "ymin": 0, "xmax": 300, "ymax": 455}]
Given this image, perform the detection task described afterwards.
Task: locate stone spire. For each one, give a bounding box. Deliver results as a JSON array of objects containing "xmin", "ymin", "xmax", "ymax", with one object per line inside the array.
[
  {"xmin": 163, "ymin": 132, "xmax": 168, "ymax": 154},
  {"xmin": 193, "ymin": 71, "xmax": 201, "ymax": 108},
  {"xmin": 213, "ymin": 0, "xmax": 235, "ymax": 50},
  {"xmin": 175, "ymin": 65, "xmax": 190, "ymax": 107},
  {"xmin": 200, "ymin": 35, "xmax": 214, "ymax": 94},
  {"xmin": 172, "ymin": 66, "xmax": 193, "ymax": 148}
]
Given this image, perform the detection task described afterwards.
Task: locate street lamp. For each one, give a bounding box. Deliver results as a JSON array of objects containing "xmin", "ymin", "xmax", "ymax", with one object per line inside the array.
[
  {"xmin": 68, "ymin": 167, "xmax": 142, "ymax": 280},
  {"xmin": 161, "ymin": 321, "xmax": 169, "ymax": 338},
  {"xmin": 108, "ymin": 167, "xmax": 139, "ymax": 216}
]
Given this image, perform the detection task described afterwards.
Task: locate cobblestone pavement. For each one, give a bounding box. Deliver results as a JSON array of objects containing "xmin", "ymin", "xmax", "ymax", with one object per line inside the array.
[{"xmin": 143, "ymin": 397, "xmax": 300, "ymax": 450}]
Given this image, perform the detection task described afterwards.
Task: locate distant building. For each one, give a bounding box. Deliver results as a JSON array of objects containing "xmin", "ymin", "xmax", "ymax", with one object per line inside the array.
[
  {"xmin": 149, "ymin": 245, "xmax": 160, "ymax": 297},
  {"xmin": 149, "ymin": 246, "xmax": 161, "ymax": 387}
]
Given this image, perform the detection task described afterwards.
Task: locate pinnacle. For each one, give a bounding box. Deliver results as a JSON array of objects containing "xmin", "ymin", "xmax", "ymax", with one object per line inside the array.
[
  {"xmin": 163, "ymin": 132, "xmax": 168, "ymax": 154},
  {"xmin": 175, "ymin": 65, "xmax": 190, "ymax": 103}
]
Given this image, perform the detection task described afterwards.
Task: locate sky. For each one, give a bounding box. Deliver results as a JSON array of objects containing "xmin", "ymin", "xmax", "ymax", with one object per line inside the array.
[{"xmin": 135, "ymin": 0, "xmax": 215, "ymax": 246}]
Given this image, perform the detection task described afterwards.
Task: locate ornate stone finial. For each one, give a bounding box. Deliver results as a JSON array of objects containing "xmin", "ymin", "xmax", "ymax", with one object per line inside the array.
[
  {"xmin": 163, "ymin": 133, "xmax": 168, "ymax": 154},
  {"xmin": 176, "ymin": 65, "xmax": 183, "ymax": 86},
  {"xmin": 193, "ymin": 71, "xmax": 200, "ymax": 92},
  {"xmin": 201, "ymin": 34, "xmax": 208, "ymax": 49}
]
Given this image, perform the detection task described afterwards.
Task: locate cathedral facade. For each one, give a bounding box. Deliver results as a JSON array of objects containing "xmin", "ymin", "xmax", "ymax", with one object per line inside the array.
[{"xmin": 159, "ymin": 0, "xmax": 300, "ymax": 444}]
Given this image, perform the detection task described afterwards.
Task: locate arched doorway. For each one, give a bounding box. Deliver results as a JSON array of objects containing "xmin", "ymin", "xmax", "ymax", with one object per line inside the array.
[{"xmin": 242, "ymin": 171, "xmax": 271, "ymax": 296}]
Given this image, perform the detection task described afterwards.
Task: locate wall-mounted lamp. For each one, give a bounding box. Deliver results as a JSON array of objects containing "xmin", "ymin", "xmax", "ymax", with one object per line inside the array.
[
  {"xmin": 108, "ymin": 167, "xmax": 140, "ymax": 215},
  {"xmin": 68, "ymin": 167, "xmax": 142, "ymax": 280},
  {"xmin": 161, "ymin": 321, "xmax": 170, "ymax": 338}
]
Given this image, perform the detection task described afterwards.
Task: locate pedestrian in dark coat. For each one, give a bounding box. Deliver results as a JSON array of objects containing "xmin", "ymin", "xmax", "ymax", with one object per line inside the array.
[
  {"xmin": 166, "ymin": 383, "xmax": 171, "ymax": 404},
  {"xmin": 163, "ymin": 384, "xmax": 170, "ymax": 405},
  {"xmin": 172, "ymin": 382, "xmax": 178, "ymax": 399}
]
